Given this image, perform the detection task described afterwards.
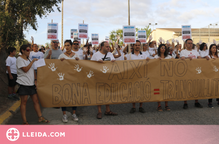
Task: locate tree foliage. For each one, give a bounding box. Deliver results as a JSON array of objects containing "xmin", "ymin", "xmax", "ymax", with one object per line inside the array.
[{"xmin": 0, "ymin": 0, "xmax": 61, "ymax": 97}]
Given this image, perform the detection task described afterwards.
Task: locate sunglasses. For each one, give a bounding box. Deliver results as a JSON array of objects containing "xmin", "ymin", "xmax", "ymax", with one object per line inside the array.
[
  {"xmin": 73, "ymin": 43, "xmax": 79, "ymax": 45},
  {"xmin": 26, "ymin": 49, "xmax": 30, "ymax": 52},
  {"xmin": 52, "ymin": 41, "xmax": 59, "ymax": 43}
]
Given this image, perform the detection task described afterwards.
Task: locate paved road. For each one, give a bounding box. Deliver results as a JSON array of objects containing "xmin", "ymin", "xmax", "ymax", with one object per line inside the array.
[{"xmin": 6, "ymin": 99, "xmax": 219, "ymax": 125}]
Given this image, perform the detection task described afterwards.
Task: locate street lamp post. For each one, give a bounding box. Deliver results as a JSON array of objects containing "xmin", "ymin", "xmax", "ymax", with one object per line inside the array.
[
  {"xmin": 61, "ymin": 0, "xmax": 64, "ymax": 48},
  {"xmin": 149, "ymin": 23, "xmax": 158, "ymax": 40},
  {"xmin": 149, "ymin": 23, "xmax": 158, "ymax": 30},
  {"xmin": 128, "ymin": 0, "xmax": 130, "ymax": 25}
]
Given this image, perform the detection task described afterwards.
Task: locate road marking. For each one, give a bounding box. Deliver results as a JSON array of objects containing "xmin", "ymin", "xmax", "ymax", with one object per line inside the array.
[{"xmin": 0, "ymin": 100, "xmax": 20, "ymax": 124}]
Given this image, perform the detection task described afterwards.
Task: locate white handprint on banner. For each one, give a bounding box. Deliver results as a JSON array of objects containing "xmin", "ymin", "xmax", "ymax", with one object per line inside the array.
[
  {"xmin": 100, "ymin": 66, "xmax": 109, "ymax": 73},
  {"xmin": 74, "ymin": 64, "xmax": 83, "ymax": 72},
  {"xmin": 48, "ymin": 63, "xmax": 57, "ymax": 72},
  {"xmin": 196, "ymin": 67, "xmax": 202, "ymax": 74},
  {"xmin": 213, "ymin": 66, "xmax": 218, "ymax": 72},
  {"xmin": 58, "ymin": 73, "xmax": 65, "ymax": 81},
  {"xmin": 87, "ymin": 71, "xmax": 94, "ymax": 78}
]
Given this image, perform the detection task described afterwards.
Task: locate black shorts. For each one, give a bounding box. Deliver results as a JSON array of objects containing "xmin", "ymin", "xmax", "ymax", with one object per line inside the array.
[
  {"xmin": 17, "ymin": 84, "xmax": 37, "ymax": 96},
  {"xmin": 7, "ymin": 74, "xmax": 17, "ymax": 87}
]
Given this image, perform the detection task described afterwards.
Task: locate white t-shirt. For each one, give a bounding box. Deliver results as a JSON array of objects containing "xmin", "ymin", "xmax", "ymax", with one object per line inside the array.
[
  {"xmin": 114, "ymin": 49, "xmax": 124, "ymax": 61},
  {"xmin": 72, "ymin": 49, "xmax": 84, "ymax": 60},
  {"xmin": 29, "ymin": 51, "xmax": 44, "ymax": 70},
  {"xmin": 199, "ymin": 50, "xmax": 209, "ymax": 58},
  {"xmin": 142, "ymin": 51, "xmax": 150, "ymax": 58},
  {"xmin": 154, "ymin": 55, "xmax": 172, "ymax": 59},
  {"xmin": 148, "ymin": 47, "xmax": 156, "ymax": 59},
  {"xmin": 58, "ymin": 53, "xmax": 79, "ymax": 60},
  {"xmin": 126, "ymin": 52, "xmax": 148, "ymax": 60},
  {"xmin": 16, "ymin": 57, "xmax": 35, "ymax": 86},
  {"xmin": 91, "ymin": 51, "xmax": 115, "ymax": 61},
  {"xmin": 180, "ymin": 49, "xmax": 200, "ymax": 59},
  {"xmin": 6, "ymin": 56, "xmax": 17, "ymax": 74}
]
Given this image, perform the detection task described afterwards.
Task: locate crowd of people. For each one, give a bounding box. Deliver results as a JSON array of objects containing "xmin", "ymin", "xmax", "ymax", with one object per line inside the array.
[{"xmin": 5, "ymin": 35, "xmax": 219, "ymax": 124}]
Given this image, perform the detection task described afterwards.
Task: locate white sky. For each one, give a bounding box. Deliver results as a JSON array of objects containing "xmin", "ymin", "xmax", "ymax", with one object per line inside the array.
[{"xmin": 24, "ymin": 0, "xmax": 219, "ymax": 45}]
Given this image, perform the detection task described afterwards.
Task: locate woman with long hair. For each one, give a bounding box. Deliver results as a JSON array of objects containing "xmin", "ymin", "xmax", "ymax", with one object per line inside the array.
[
  {"xmin": 199, "ymin": 43, "xmax": 209, "ymax": 58},
  {"xmin": 58, "ymin": 40, "xmax": 79, "ymax": 122},
  {"xmin": 207, "ymin": 44, "xmax": 219, "ymax": 108},
  {"xmin": 154, "ymin": 44, "xmax": 173, "ymax": 111}
]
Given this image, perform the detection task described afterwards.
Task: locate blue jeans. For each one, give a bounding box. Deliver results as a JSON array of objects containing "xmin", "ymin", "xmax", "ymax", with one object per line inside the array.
[{"xmin": 61, "ymin": 107, "xmax": 77, "ymax": 111}]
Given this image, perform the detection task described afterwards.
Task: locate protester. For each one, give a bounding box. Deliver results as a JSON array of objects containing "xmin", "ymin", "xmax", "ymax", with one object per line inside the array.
[
  {"xmin": 72, "ymin": 40, "xmax": 84, "ymax": 60},
  {"xmin": 29, "ymin": 43, "xmax": 44, "ymax": 76},
  {"xmin": 148, "ymin": 42, "xmax": 157, "ymax": 59},
  {"xmin": 16, "ymin": 45, "xmax": 49, "ymax": 124},
  {"xmin": 199, "ymin": 43, "xmax": 209, "ymax": 58},
  {"xmin": 6, "ymin": 47, "xmax": 19, "ymax": 100},
  {"xmin": 207, "ymin": 44, "xmax": 219, "ymax": 108},
  {"xmin": 83, "ymin": 43, "xmax": 93, "ymax": 60},
  {"xmin": 58, "ymin": 40, "xmax": 79, "ymax": 122},
  {"xmin": 142, "ymin": 43, "xmax": 150, "ymax": 57},
  {"xmin": 126, "ymin": 40, "xmax": 149, "ymax": 114},
  {"xmin": 180, "ymin": 39, "xmax": 208, "ymax": 109},
  {"xmin": 44, "ymin": 40, "xmax": 63, "ymax": 59},
  {"xmin": 113, "ymin": 37, "xmax": 123, "ymax": 60},
  {"xmin": 154, "ymin": 44, "xmax": 173, "ymax": 111},
  {"xmin": 91, "ymin": 41, "xmax": 118, "ymax": 119},
  {"xmin": 39, "ymin": 46, "xmax": 46, "ymax": 54}
]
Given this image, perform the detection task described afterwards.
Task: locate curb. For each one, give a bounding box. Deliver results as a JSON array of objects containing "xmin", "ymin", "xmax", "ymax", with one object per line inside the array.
[{"xmin": 0, "ymin": 100, "xmax": 20, "ymax": 125}]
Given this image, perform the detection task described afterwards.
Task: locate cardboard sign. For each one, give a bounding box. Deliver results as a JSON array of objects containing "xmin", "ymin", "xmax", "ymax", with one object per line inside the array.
[
  {"xmin": 138, "ymin": 30, "xmax": 147, "ymax": 43},
  {"xmin": 73, "ymin": 33, "xmax": 81, "ymax": 45},
  {"xmin": 105, "ymin": 36, "xmax": 109, "ymax": 43},
  {"xmin": 47, "ymin": 23, "xmax": 58, "ymax": 40},
  {"xmin": 37, "ymin": 59, "xmax": 219, "ymax": 107},
  {"xmin": 78, "ymin": 23, "xmax": 88, "ymax": 39},
  {"xmin": 71, "ymin": 29, "xmax": 77, "ymax": 39},
  {"xmin": 91, "ymin": 34, "xmax": 99, "ymax": 45},
  {"xmin": 182, "ymin": 25, "xmax": 192, "ymax": 40},
  {"xmin": 123, "ymin": 25, "xmax": 136, "ymax": 44}
]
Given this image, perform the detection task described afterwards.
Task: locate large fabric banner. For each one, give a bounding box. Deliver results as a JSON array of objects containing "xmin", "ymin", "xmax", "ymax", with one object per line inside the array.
[{"xmin": 37, "ymin": 59, "xmax": 219, "ymax": 107}]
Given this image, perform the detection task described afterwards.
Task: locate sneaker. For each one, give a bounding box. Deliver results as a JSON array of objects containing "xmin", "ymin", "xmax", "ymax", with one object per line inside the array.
[
  {"xmin": 8, "ymin": 94, "xmax": 16, "ymax": 101},
  {"xmin": 130, "ymin": 108, "xmax": 136, "ymax": 113},
  {"xmin": 195, "ymin": 102, "xmax": 203, "ymax": 108},
  {"xmin": 183, "ymin": 104, "xmax": 188, "ymax": 109},
  {"xmin": 139, "ymin": 107, "xmax": 146, "ymax": 113},
  {"xmin": 12, "ymin": 94, "xmax": 20, "ymax": 100},
  {"xmin": 208, "ymin": 103, "xmax": 214, "ymax": 108},
  {"xmin": 72, "ymin": 114, "xmax": 78, "ymax": 121},
  {"xmin": 62, "ymin": 114, "xmax": 68, "ymax": 123}
]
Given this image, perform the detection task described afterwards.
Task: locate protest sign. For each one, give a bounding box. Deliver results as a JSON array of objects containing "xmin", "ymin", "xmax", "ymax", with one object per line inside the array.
[
  {"xmin": 71, "ymin": 29, "xmax": 77, "ymax": 39},
  {"xmin": 73, "ymin": 32, "xmax": 81, "ymax": 44},
  {"xmin": 47, "ymin": 23, "xmax": 58, "ymax": 40},
  {"xmin": 91, "ymin": 34, "xmax": 99, "ymax": 45},
  {"xmin": 182, "ymin": 25, "xmax": 192, "ymax": 40},
  {"xmin": 78, "ymin": 23, "xmax": 88, "ymax": 39},
  {"xmin": 105, "ymin": 36, "xmax": 109, "ymax": 43},
  {"xmin": 123, "ymin": 26, "xmax": 136, "ymax": 44},
  {"xmin": 37, "ymin": 59, "xmax": 219, "ymax": 107},
  {"xmin": 138, "ymin": 30, "xmax": 147, "ymax": 43}
]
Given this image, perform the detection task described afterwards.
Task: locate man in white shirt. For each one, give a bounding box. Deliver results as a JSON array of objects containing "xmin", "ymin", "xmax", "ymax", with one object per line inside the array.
[
  {"xmin": 72, "ymin": 40, "xmax": 84, "ymax": 60},
  {"xmin": 180, "ymin": 39, "xmax": 208, "ymax": 109},
  {"xmin": 91, "ymin": 41, "xmax": 118, "ymax": 119},
  {"xmin": 126, "ymin": 40, "xmax": 149, "ymax": 113},
  {"xmin": 142, "ymin": 43, "xmax": 150, "ymax": 58}
]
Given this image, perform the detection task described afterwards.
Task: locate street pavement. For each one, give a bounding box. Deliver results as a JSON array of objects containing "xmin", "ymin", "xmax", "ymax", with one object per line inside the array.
[{"xmin": 6, "ymin": 99, "xmax": 219, "ymax": 125}]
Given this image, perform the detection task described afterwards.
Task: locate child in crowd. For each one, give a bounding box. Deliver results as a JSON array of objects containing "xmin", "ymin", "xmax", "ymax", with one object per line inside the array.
[{"xmin": 6, "ymin": 47, "xmax": 19, "ymax": 100}]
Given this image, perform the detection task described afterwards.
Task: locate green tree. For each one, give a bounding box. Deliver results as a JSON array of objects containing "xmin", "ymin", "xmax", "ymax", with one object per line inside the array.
[{"xmin": 0, "ymin": 0, "xmax": 61, "ymax": 97}]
